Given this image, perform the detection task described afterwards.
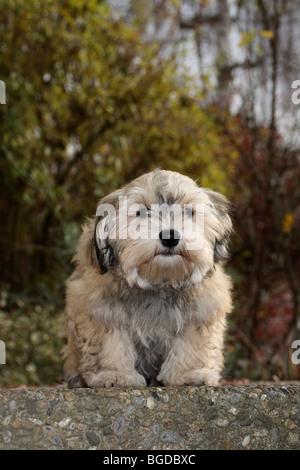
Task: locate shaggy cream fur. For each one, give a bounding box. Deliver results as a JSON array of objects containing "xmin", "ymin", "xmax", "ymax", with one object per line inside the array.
[{"xmin": 63, "ymin": 169, "xmax": 233, "ymax": 388}]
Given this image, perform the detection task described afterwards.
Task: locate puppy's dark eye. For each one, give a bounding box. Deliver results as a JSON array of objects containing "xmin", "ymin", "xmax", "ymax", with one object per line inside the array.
[
  {"xmin": 184, "ymin": 206, "xmax": 195, "ymax": 218},
  {"xmin": 136, "ymin": 207, "xmax": 149, "ymax": 218}
]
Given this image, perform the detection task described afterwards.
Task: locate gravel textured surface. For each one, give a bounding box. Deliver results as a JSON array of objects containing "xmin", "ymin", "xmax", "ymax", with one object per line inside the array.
[{"xmin": 0, "ymin": 385, "xmax": 299, "ymax": 450}]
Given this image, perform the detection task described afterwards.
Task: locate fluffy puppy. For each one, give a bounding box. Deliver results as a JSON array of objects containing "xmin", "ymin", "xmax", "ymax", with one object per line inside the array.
[{"xmin": 63, "ymin": 169, "xmax": 233, "ymax": 388}]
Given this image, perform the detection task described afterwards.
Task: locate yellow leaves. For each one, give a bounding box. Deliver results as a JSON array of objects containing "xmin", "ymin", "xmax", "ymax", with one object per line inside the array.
[
  {"xmin": 238, "ymin": 29, "xmax": 256, "ymax": 47},
  {"xmin": 283, "ymin": 213, "xmax": 294, "ymax": 234},
  {"xmin": 170, "ymin": 0, "xmax": 182, "ymax": 8},
  {"xmin": 261, "ymin": 30, "xmax": 274, "ymax": 39},
  {"xmin": 230, "ymin": 150, "xmax": 239, "ymax": 161},
  {"xmin": 238, "ymin": 29, "xmax": 274, "ymax": 48}
]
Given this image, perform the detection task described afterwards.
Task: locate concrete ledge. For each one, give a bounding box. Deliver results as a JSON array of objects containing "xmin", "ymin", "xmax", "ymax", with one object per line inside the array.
[{"xmin": 0, "ymin": 385, "xmax": 299, "ymax": 450}]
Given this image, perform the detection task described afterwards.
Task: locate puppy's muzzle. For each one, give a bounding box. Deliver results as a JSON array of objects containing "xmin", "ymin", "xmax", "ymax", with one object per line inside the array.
[{"xmin": 159, "ymin": 229, "xmax": 180, "ymax": 249}]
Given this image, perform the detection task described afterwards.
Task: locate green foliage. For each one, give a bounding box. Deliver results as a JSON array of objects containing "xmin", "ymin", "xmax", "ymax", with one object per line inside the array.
[
  {"xmin": 0, "ymin": 0, "xmax": 229, "ymax": 202},
  {"xmin": 0, "ymin": 289, "xmax": 64, "ymax": 386},
  {"xmin": 0, "ymin": 0, "xmax": 231, "ymax": 284}
]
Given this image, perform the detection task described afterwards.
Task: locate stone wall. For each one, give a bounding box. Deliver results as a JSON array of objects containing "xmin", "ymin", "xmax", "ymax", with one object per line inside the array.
[{"xmin": 0, "ymin": 384, "xmax": 299, "ymax": 450}]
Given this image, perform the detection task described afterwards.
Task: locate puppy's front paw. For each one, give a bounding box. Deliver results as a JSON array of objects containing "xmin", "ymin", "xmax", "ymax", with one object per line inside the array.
[
  {"xmin": 182, "ymin": 368, "xmax": 220, "ymax": 386},
  {"xmin": 158, "ymin": 367, "xmax": 220, "ymax": 387},
  {"xmin": 67, "ymin": 374, "xmax": 87, "ymax": 389},
  {"xmin": 85, "ymin": 370, "xmax": 147, "ymax": 388}
]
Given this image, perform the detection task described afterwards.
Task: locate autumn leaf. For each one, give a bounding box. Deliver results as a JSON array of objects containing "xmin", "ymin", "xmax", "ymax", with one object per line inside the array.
[
  {"xmin": 261, "ymin": 30, "xmax": 274, "ymax": 39},
  {"xmin": 283, "ymin": 213, "xmax": 294, "ymax": 234},
  {"xmin": 238, "ymin": 29, "xmax": 256, "ymax": 47}
]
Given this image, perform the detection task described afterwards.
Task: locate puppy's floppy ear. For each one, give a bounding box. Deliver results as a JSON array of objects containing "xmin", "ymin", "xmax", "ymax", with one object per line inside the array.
[
  {"xmin": 93, "ymin": 216, "xmax": 109, "ymax": 274},
  {"xmin": 206, "ymin": 190, "xmax": 234, "ymax": 264},
  {"xmin": 92, "ymin": 188, "xmax": 124, "ymax": 274}
]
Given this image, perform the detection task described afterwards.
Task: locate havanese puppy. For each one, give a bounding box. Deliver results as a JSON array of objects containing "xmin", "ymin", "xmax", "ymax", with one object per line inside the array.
[{"xmin": 63, "ymin": 169, "xmax": 233, "ymax": 388}]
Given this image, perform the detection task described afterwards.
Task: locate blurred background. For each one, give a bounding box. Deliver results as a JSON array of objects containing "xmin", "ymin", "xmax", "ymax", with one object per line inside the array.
[{"xmin": 0, "ymin": 0, "xmax": 299, "ymax": 386}]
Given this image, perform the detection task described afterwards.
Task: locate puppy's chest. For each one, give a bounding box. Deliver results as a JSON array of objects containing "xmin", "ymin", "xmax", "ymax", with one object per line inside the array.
[{"xmin": 125, "ymin": 293, "xmax": 193, "ymax": 341}]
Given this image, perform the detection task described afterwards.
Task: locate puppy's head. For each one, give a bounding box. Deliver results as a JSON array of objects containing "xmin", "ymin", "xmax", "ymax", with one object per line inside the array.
[{"xmin": 92, "ymin": 169, "xmax": 233, "ymax": 289}]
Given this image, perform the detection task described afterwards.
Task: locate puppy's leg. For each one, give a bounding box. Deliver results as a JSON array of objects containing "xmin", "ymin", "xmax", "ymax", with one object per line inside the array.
[
  {"xmin": 63, "ymin": 319, "xmax": 87, "ymax": 388},
  {"xmin": 80, "ymin": 327, "xmax": 147, "ymax": 388},
  {"xmin": 157, "ymin": 316, "xmax": 226, "ymax": 386}
]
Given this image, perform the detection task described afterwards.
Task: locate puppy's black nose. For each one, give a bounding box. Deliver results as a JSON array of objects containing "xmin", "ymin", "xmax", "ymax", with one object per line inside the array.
[{"xmin": 159, "ymin": 229, "xmax": 180, "ymax": 248}]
